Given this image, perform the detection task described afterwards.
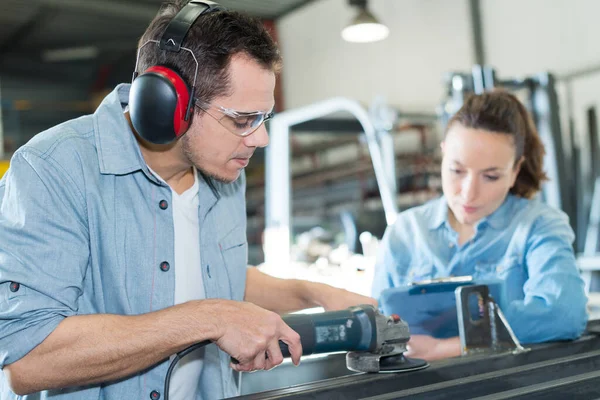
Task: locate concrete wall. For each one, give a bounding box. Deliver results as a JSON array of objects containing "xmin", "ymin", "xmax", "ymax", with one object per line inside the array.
[
  {"xmin": 277, "ymin": 0, "xmax": 475, "ymax": 112},
  {"xmin": 277, "ymin": 0, "xmax": 600, "ymax": 140}
]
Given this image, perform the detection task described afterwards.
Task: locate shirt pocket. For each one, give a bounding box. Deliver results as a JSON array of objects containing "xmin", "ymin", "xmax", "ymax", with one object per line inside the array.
[
  {"xmin": 473, "ymin": 255, "xmax": 526, "ymax": 305},
  {"xmin": 219, "ymin": 226, "xmax": 248, "ymax": 301}
]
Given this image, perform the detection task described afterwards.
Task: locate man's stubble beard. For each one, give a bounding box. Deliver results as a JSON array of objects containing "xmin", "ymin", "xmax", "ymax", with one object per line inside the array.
[{"xmin": 181, "ymin": 133, "xmax": 238, "ymax": 184}]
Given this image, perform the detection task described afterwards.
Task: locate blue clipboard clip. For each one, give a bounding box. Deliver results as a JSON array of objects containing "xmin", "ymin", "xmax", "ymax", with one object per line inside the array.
[{"xmin": 411, "ymin": 276, "xmax": 473, "ymax": 286}]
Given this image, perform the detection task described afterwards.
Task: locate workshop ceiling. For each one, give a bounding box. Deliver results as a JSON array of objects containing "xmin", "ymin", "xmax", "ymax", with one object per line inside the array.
[{"xmin": 0, "ymin": 0, "xmax": 314, "ymax": 87}]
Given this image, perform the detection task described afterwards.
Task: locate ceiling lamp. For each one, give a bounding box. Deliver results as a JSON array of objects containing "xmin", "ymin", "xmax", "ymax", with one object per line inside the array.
[{"xmin": 341, "ymin": 0, "xmax": 389, "ymax": 43}]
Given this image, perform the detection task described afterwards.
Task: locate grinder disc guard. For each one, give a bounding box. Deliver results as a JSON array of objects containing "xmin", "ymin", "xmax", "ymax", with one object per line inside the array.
[
  {"xmin": 378, "ymin": 353, "xmax": 429, "ymax": 373},
  {"xmin": 346, "ymin": 349, "xmax": 429, "ymax": 373}
]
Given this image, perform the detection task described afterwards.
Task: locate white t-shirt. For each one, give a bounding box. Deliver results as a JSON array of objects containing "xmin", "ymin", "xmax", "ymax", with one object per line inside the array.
[{"xmin": 150, "ymin": 167, "xmax": 205, "ymax": 400}]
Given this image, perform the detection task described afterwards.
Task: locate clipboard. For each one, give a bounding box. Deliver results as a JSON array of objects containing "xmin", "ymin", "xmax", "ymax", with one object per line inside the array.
[{"xmin": 379, "ymin": 277, "xmax": 503, "ymax": 338}]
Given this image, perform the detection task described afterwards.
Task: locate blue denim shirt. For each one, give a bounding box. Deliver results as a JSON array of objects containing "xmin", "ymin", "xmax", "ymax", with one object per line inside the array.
[
  {"xmin": 0, "ymin": 84, "xmax": 248, "ymax": 399},
  {"xmin": 372, "ymin": 194, "xmax": 588, "ymax": 344}
]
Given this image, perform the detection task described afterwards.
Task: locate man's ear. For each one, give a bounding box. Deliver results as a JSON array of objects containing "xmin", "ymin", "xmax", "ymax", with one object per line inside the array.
[{"xmin": 440, "ymin": 141, "xmax": 446, "ymax": 154}]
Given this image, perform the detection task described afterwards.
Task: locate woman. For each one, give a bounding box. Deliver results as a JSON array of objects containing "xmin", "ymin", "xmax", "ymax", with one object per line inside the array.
[{"xmin": 371, "ymin": 91, "xmax": 588, "ymax": 361}]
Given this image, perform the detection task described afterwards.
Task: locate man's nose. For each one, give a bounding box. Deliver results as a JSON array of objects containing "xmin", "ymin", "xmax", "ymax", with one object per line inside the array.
[{"xmin": 243, "ymin": 125, "xmax": 269, "ymax": 149}]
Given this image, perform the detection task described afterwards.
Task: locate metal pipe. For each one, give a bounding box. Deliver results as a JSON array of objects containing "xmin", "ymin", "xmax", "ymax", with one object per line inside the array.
[
  {"xmin": 468, "ymin": 0, "xmax": 485, "ymax": 66},
  {"xmin": 264, "ymin": 97, "xmax": 398, "ymax": 267}
]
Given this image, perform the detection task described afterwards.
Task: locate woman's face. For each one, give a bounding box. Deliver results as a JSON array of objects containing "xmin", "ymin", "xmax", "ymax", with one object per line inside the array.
[{"xmin": 441, "ymin": 123, "xmax": 522, "ymax": 227}]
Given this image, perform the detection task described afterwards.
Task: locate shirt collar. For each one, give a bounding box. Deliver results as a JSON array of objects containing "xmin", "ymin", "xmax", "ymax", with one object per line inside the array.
[
  {"xmin": 92, "ymin": 83, "xmax": 221, "ymax": 199},
  {"xmin": 94, "ymin": 84, "xmax": 148, "ymax": 176},
  {"xmin": 477, "ymin": 194, "xmax": 516, "ymax": 230},
  {"xmin": 428, "ymin": 196, "xmax": 449, "ymax": 230}
]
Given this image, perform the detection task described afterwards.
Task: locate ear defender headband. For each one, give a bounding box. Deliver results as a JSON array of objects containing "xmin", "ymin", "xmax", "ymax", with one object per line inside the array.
[{"xmin": 129, "ymin": 1, "xmax": 225, "ymax": 144}]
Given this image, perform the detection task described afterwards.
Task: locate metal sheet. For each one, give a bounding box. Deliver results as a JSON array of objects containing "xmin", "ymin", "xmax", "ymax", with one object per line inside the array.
[{"xmin": 234, "ymin": 333, "xmax": 600, "ymax": 400}]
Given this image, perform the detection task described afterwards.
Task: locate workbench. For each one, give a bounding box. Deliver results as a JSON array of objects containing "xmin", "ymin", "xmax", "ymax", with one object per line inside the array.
[{"xmin": 235, "ymin": 321, "xmax": 600, "ymax": 399}]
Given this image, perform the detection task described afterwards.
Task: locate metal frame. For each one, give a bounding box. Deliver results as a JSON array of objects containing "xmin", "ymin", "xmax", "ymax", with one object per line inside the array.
[
  {"xmin": 468, "ymin": 0, "xmax": 485, "ymax": 66},
  {"xmin": 579, "ymin": 177, "xmax": 600, "ymax": 292},
  {"xmin": 264, "ymin": 97, "xmax": 398, "ymax": 266},
  {"xmin": 530, "ymin": 73, "xmax": 572, "ymax": 217},
  {"xmin": 576, "ymin": 106, "xmax": 600, "ymax": 292}
]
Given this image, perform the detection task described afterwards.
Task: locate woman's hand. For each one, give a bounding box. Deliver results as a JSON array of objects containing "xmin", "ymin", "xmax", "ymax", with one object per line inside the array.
[{"xmin": 405, "ymin": 335, "xmax": 461, "ymax": 361}]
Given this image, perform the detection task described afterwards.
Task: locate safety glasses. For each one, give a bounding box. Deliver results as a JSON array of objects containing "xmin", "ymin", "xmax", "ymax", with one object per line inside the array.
[{"xmin": 195, "ymin": 100, "xmax": 274, "ymax": 137}]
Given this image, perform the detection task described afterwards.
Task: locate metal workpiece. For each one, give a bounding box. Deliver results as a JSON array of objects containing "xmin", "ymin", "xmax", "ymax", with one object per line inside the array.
[
  {"xmin": 456, "ymin": 285, "xmax": 527, "ymax": 356},
  {"xmin": 234, "ymin": 329, "xmax": 600, "ymax": 400}
]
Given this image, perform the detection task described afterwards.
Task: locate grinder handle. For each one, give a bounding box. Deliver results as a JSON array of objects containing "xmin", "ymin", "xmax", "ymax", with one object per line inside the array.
[
  {"xmin": 279, "ymin": 340, "xmax": 291, "ymax": 358},
  {"xmin": 230, "ymin": 341, "xmax": 294, "ymax": 364},
  {"xmin": 231, "ymin": 314, "xmax": 315, "ymax": 364},
  {"xmin": 233, "ymin": 306, "xmax": 378, "ymax": 364},
  {"xmin": 280, "ymin": 314, "xmax": 316, "ymax": 357}
]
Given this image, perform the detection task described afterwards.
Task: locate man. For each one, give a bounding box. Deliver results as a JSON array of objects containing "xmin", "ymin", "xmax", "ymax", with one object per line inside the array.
[{"xmin": 0, "ymin": 1, "xmax": 375, "ymax": 399}]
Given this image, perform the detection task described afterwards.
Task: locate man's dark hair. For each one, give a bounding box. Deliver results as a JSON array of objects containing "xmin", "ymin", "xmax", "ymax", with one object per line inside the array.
[{"xmin": 137, "ymin": 1, "xmax": 282, "ymax": 109}]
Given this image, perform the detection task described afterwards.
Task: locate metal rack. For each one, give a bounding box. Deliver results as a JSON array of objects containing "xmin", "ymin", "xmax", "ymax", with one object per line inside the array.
[{"xmin": 263, "ymin": 98, "xmax": 403, "ymax": 267}]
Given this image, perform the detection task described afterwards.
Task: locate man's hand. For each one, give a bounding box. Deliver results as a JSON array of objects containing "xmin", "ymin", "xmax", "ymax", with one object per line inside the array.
[
  {"xmin": 405, "ymin": 335, "xmax": 461, "ymax": 361},
  {"xmin": 207, "ymin": 299, "xmax": 302, "ymax": 372},
  {"xmin": 316, "ymin": 286, "xmax": 378, "ymax": 312}
]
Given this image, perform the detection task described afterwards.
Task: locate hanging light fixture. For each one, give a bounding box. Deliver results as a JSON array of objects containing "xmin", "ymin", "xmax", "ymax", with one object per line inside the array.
[{"xmin": 341, "ymin": 0, "xmax": 389, "ymax": 43}]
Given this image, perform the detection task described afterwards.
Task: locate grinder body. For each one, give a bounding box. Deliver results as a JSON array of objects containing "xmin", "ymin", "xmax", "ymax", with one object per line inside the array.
[
  {"xmin": 233, "ymin": 304, "xmax": 425, "ymax": 373},
  {"xmin": 279, "ymin": 305, "xmax": 378, "ymax": 357}
]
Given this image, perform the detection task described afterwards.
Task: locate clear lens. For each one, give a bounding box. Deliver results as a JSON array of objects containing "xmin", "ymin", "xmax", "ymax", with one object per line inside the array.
[
  {"xmin": 221, "ymin": 114, "xmax": 264, "ymax": 137},
  {"xmin": 195, "ymin": 99, "xmax": 273, "ymax": 137}
]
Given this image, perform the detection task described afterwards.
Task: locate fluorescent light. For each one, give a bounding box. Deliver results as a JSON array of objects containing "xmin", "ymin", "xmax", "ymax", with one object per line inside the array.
[
  {"xmin": 342, "ymin": 5, "xmax": 389, "ymax": 43},
  {"xmin": 42, "ymin": 46, "xmax": 99, "ymax": 62}
]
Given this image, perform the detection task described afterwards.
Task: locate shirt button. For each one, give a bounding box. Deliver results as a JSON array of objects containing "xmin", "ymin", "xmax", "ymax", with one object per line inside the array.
[
  {"xmin": 9, "ymin": 282, "xmax": 20, "ymax": 292},
  {"xmin": 159, "ymin": 200, "xmax": 169, "ymax": 210},
  {"xmin": 160, "ymin": 261, "xmax": 170, "ymax": 272},
  {"xmin": 448, "ymin": 242, "xmax": 455, "ymax": 248},
  {"xmin": 150, "ymin": 390, "xmax": 160, "ymax": 400}
]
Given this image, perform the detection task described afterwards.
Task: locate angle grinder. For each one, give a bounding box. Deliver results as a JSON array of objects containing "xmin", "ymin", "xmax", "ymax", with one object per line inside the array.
[{"xmin": 279, "ymin": 304, "xmax": 429, "ymax": 373}]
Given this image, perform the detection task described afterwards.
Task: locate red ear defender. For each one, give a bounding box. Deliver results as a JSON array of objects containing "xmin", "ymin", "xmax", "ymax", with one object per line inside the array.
[
  {"xmin": 146, "ymin": 66, "xmax": 191, "ymax": 137},
  {"xmin": 129, "ymin": 66, "xmax": 192, "ymax": 144},
  {"xmin": 129, "ymin": 1, "xmax": 224, "ymax": 145}
]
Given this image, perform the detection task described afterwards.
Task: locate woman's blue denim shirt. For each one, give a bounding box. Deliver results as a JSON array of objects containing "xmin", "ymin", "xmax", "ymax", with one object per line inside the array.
[{"xmin": 372, "ymin": 194, "xmax": 588, "ymax": 343}]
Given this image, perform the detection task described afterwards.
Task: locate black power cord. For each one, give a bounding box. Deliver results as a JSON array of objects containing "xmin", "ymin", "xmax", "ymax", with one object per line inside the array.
[{"xmin": 163, "ymin": 340, "xmax": 211, "ymax": 400}]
